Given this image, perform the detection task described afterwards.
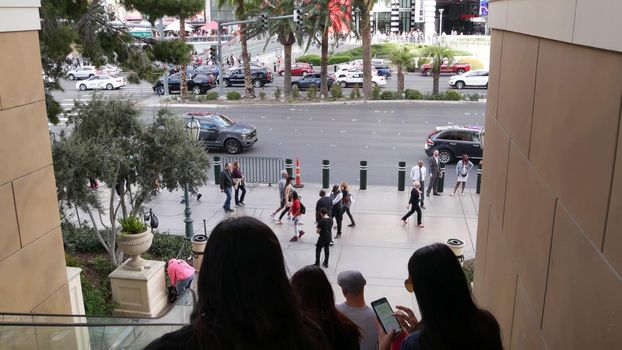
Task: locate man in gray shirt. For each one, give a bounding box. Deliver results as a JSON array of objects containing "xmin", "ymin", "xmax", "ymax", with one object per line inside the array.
[
  {"xmin": 336, "ymin": 270, "xmax": 378, "ymax": 350},
  {"xmin": 271, "ymin": 170, "xmax": 288, "ymax": 219}
]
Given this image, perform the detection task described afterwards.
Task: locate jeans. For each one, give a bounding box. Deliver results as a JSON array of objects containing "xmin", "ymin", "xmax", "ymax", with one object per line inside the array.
[
  {"xmin": 223, "ymin": 186, "xmax": 233, "ymax": 210},
  {"xmin": 175, "ymin": 276, "xmax": 193, "ymax": 296},
  {"xmin": 315, "ymin": 243, "xmax": 330, "ymax": 265},
  {"xmin": 292, "ymin": 216, "xmax": 301, "ymax": 237},
  {"xmin": 235, "ymin": 184, "xmax": 246, "ymax": 204}
]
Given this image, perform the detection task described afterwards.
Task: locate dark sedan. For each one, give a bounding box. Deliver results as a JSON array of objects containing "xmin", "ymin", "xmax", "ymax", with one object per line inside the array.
[
  {"xmin": 153, "ymin": 73, "xmax": 216, "ymax": 95},
  {"xmin": 184, "ymin": 112, "xmax": 258, "ymax": 154},
  {"xmin": 290, "ymin": 73, "xmax": 334, "ymax": 90},
  {"xmin": 424, "ymin": 125, "xmax": 485, "ymax": 164}
]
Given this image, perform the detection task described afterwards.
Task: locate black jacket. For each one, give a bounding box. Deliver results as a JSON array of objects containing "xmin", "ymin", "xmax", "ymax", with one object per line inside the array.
[
  {"xmin": 408, "ymin": 188, "xmax": 421, "ymax": 207},
  {"xmin": 220, "ymin": 169, "xmax": 233, "ymax": 189},
  {"xmin": 428, "ymin": 156, "xmax": 441, "ymax": 176},
  {"xmin": 315, "ymin": 196, "xmax": 333, "ymax": 221}
]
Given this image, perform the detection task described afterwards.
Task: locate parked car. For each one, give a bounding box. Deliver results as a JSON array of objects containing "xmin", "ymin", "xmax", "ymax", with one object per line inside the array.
[
  {"xmin": 66, "ymin": 66, "xmax": 97, "ymax": 80},
  {"xmin": 222, "ymin": 68, "xmax": 273, "ymax": 88},
  {"xmin": 373, "ymin": 65, "xmax": 392, "ymax": 77},
  {"xmin": 184, "ymin": 112, "xmax": 258, "ymax": 154},
  {"xmin": 153, "ymin": 73, "xmax": 216, "ymax": 95},
  {"xmin": 290, "ymin": 73, "xmax": 334, "ymax": 90},
  {"xmin": 424, "ymin": 125, "xmax": 485, "ymax": 164},
  {"xmin": 76, "ymin": 75, "xmax": 126, "ymax": 91},
  {"xmin": 336, "ymin": 72, "xmax": 386, "ymax": 88},
  {"xmin": 192, "ymin": 65, "xmax": 219, "ymax": 78},
  {"xmin": 101, "ymin": 64, "xmax": 122, "ymax": 75},
  {"xmin": 421, "ymin": 62, "xmax": 471, "ymax": 76},
  {"xmin": 352, "ymin": 58, "xmax": 385, "ymax": 66},
  {"xmin": 448, "ymin": 69, "xmax": 488, "ymax": 89},
  {"xmin": 279, "ymin": 62, "xmax": 314, "ymax": 76}
]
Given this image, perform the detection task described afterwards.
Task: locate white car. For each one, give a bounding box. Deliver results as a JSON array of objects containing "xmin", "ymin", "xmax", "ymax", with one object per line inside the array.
[
  {"xmin": 66, "ymin": 66, "xmax": 97, "ymax": 80},
  {"xmin": 101, "ymin": 64, "xmax": 122, "ymax": 75},
  {"xmin": 336, "ymin": 72, "xmax": 386, "ymax": 88},
  {"xmin": 75, "ymin": 75, "xmax": 126, "ymax": 91},
  {"xmin": 352, "ymin": 58, "xmax": 385, "ymax": 66},
  {"xmin": 448, "ymin": 69, "xmax": 489, "ymax": 89}
]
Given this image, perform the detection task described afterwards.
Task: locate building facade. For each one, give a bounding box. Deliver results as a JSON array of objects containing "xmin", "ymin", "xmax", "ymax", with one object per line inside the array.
[{"xmin": 474, "ymin": 0, "xmax": 622, "ymax": 348}]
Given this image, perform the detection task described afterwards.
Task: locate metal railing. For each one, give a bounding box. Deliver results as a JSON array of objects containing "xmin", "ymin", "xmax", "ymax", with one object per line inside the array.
[{"xmin": 221, "ymin": 156, "xmax": 285, "ymax": 185}]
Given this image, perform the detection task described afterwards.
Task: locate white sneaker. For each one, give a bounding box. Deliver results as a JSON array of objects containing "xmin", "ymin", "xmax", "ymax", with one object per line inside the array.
[
  {"xmin": 461, "ymin": 193, "xmax": 466, "ymax": 196},
  {"xmin": 450, "ymin": 193, "xmax": 455, "ymax": 196}
]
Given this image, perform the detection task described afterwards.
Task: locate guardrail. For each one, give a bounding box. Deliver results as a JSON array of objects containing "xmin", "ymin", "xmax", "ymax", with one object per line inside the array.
[{"xmin": 221, "ymin": 156, "xmax": 285, "ymax": 185}]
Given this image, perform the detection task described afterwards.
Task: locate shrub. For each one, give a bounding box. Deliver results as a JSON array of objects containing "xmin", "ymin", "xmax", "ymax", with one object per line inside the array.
[
  {"xmin": 468, "ymin": 93, "xmax": 481, "ymax": 101},
  {"xmin": 405, "ymin": 61, "xmax": 417, "ymax": 72},
  {"xmin": 463, "ymin": 258, "xmax": 475, "ymax": 286},
  {"xmin": 118, "ymin": 216, "xmax": 148, "ymax": 234},
  {"xmin": 404, "ymin": 89, "xmax": 423, "ymax": 100},
  {"xmin": 81, "ymin": 274, "xmax": 115, "ymax": 315},
  {"xmin": 149, "ymin": 232, "xmax": 192, "ymax": 262},
  {"xmin": 330, "ymin": 83, "xmax": 343, "ymax": 99},
  {"xmin": 89, "ymin": 256, "xmax": 116, "ymax": 281},
  {"xmin": 296, "ymin": 54, "xmax": 321, "ymax": 66},
  {"xmin": 205, "ymin": 91, "xmax": 218, "ymax": 100},
  {"xmin": 350, "ymin": 86, "xmax": 361, "ymax": 100},
  {"xmin": 292, "ymin": 86, "xmax": 301, "ymax": 99},
  {"xmin": 328, "ymin": 54, "xmax": 352, "ymax": 65},
  {"xmin": 226, "ymin": 91, "xmax": 241, "ymax": 101},
  {"xmin": 445, "ymin": 90, "xmax": 462, "ymax": 101},
  {"xmin": 380, "ymin": 91, "xmax": 395, "ymax": 100},
  {"xmin": 417, "ymin": 57, "xmax": 430, "ymax": 68},
  {"xmin": 307, "ymin": 86, "xmax": 317, "ymax": 100},
  {"xmin": 371, "ymin": 85, "xmax": 381, "ymax": 100},
  {"xmin": 456, "ymin": 57, "xmax": 484, "ymax": 70},
  {"xmin": 259, "ymin": 89, "xmax": 266, "ymax": 100},
  {"xmin": 62, "ymin": 221, "xmax": 106, "ymax": 254},
  {"xmin": 274, "ymin": 86, "xmax": 281, "ymax": 100}
]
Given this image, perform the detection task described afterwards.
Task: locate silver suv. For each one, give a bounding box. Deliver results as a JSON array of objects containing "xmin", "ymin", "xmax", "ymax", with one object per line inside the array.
[{"xmin": 184, "ymin": 112, "xmax": 258, "ymax": 154}]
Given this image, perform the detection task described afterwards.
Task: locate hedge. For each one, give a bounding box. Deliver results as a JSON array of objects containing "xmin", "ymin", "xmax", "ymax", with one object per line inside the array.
[
  {"xmin": 296, "ymin": 54, "xmax": 321, "ymax": 66},
  {"xmin": 456, "ymin": 57, "xmax": 485, "ymax": 70},
  {"xmin": 327, "ymin": 54, "xmax": 352, "ymax": 65}
]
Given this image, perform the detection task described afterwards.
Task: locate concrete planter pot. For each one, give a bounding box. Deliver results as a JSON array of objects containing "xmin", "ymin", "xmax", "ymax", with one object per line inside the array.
[
  {"xmin": 117, "ymin": 228, "xmax": 153, "ymax": 271},
  {"xmin": 447, "ymin": 238, "xmax": 465, "ymax": 265}
]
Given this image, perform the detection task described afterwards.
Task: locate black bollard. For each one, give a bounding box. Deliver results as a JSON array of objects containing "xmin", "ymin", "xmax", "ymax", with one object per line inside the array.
[
  {"xmin": 476, "ymin": 161, "xmax": 483, "ymax": 194},
  {"xmin": 322, "ymin": 160, "xmax": 330, "ymax": 189},
  {"xmin": 285, "ymin": 158, "xmax": 293, "ymax": 177},
  {"xmin": 360, "ymin": 161, "xmax": 367, "ymax": 190},
  {"xmin": 398, "ymin": 161, "xmax": 406, "ymax": 191},
  {"xmin": 437, "ymin": 162, "xmax": 445, "ymax": 193},
  {"xmin": 214, "ymin": 156, "xmax": 221, "ymax": 185}
]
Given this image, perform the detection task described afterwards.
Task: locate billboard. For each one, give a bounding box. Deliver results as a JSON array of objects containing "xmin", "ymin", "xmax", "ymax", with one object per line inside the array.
[{"xmin": 480, "ymin": 0, "xmax": 488, "ymax": 16}]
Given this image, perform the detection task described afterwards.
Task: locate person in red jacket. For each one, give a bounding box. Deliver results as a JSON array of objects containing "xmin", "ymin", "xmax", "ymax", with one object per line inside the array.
[{"xmin": 289, "ymin": 191, "xmax": 306, "ymax": 242}]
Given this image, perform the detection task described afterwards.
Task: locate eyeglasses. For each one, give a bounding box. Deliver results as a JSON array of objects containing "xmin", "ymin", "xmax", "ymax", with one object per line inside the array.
[{"xmin": 404, "ymin": 278, "xmax": 413, "ymax": 293}]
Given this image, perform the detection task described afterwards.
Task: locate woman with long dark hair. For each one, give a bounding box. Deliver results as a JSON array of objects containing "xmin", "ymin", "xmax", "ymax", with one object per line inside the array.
[
  {"xmin": 276, "ymin": 176, "xmax": 294, "ymax": 224},
  {"xmin": 379, "ymin": 243, "xmax": 502, "ymax": 350},
  {"xmin": 291, "ymin": 265, "xmax": 361, "ymax": 350},
  {"xmin": 146, "ymin": 217, "xmax": 326, "ymax": 350}
]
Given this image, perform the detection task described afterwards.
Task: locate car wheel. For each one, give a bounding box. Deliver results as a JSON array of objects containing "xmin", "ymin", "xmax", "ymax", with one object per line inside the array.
[
  {"xmin": 424, "ymin": 70, "xmax": 432, "ymax": 76},
  {"xmin": 155, "ymin": 86, "xmax": 164, "ymax": 96},
  {"xmin": 79, "ymin": 84, "xmax": 87, "ymax": 91},
  {"xmin": 223, "ymin": 79, "xmax": 231, "ymax": 87},
  {"xmin": 339, "ymin": 81, "xmax": 347, "ymax": 88},
  {"xmin": 302, "ymin": 71, "xmax": 308, "ymax": 76},
  {"xmin": 252, "ymin": 79, "xmax": 262, "ymax": 88},
  {"xmin": 192, "ymin": 86, "xmax": 201, "ymax": 94},
  {"xmin": 457, "ymin": 69, "xmax": 465, "ymax": 74},
  {"xmin": 278, "ymin": 71, "xmax": 283, "ymax": 76},
  {"xmin": 291, "ymin": 83, "xmax": 300, "ymax": 90},
  {"xmin": 224, "ymin": 139, "xmax": 242, "ymax": 154},
  {"xmin": 438, "ymin": 150, "xmax": 454, "ymax": 164},
  {"xmin": 455, "ymin": 81, "xmax": 465, "ymax": 89},
  {"xmin": 88, "ymin": 74, "xmax": 95, "ymax": 78},
  {"xmin": 106, "ymin": 83, "xmax": 113, "ymax": 90},
  {"xmin": 68, "ymin": 74, "xmax": 75, "ymax": 80}
]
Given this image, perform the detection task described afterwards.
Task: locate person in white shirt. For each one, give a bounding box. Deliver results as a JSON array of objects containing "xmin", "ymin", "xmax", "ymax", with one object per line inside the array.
[
  {"xmin": 336, "ymin": 270, "xmax": 378, "ymax": 350},
  {"xmin": 410, "ymin": 160, "xmax": 427, "ymax": 209}
]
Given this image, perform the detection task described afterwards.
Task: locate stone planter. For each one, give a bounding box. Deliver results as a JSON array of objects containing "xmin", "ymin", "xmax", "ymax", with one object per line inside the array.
[
  {"xmin": 446, "ymin": 238, "xmax": 465, "ymax": 265},
  {"xmin": 117, "ymin": 228, "xmax": 153, "ymax": 271}
]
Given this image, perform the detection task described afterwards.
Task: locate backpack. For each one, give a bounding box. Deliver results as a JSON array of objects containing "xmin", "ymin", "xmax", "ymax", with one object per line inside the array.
[{"xmin": 300, "ymin": 202, "xmax": 306, "ymax": 214}]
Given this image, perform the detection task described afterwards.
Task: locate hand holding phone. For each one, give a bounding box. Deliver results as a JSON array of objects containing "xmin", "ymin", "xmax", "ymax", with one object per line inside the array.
[{"xmin": 371, "ymin": 297, "xmax": 402, "ymax": 335}]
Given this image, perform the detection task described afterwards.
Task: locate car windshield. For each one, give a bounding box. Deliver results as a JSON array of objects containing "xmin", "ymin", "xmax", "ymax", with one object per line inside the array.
[{"xmin": 211, "ymin": 115, "xmax": 234, "ymax": 127}]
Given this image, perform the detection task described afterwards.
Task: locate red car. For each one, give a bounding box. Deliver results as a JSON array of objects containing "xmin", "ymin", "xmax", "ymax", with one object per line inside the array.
[
  {"xmin": 421, "ymin": 61, "xmax": 471, "ymax": 76},
  {"xmin": 278, "ymin": 62, "xmax": 314, "ymax": 76}
]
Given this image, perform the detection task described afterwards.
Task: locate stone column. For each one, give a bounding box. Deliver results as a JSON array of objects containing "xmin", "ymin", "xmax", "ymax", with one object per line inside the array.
[{"xmin": 423, "ymin": 0, "xmax": 436, "ymax": 43}]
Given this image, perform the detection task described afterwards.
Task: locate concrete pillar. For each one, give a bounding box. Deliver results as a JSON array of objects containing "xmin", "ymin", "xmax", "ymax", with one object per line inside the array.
[{"xmin": 423, "ymin": 0, "xmax": 436, "ymax": 42}]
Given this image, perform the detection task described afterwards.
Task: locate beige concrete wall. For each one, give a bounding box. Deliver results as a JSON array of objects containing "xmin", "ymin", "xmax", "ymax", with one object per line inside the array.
[
  {"xmin": 475, "ymin": 3, "xmax": 622, "ymax": 348},
  {"xmin": 0, "ymin": 22, "xmax": 71, "ymax": 314}
]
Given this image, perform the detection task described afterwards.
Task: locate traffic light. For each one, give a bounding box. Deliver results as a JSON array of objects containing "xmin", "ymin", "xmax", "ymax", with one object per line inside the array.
[
  {"xmin": 260, "ymin": 14, "xmax": 268, "ymax": 31},
  {"xmin": 209, "ymin": 45, "xmax": 217, "ymax": 61},
  {"xmin": 293, "ymin": 8, "xmax": 303, "ymax": 28}
]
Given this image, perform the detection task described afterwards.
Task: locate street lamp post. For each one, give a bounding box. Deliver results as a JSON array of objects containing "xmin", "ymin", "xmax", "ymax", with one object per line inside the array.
[
  {"xmin": 438, "ymin": 8, "xmax": 444, "ymax": 36},
  {"xmin": 184, "ymin": 116, "xmax": 201, "ymax": 240},
  {"xmin": 355, "ymin": 8, "xmax": 361, "ymax": 33}
]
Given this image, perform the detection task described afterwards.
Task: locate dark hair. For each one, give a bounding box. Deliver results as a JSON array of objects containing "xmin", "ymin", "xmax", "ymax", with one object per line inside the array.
[
  {"xmin": 291, "ymin": 265, "xmax": 361, "ymax": 349},
  {"xmin": 332, "ymin": 184, "xmax": 339, "ymax": 193},
  {"xmin": 291, "ymin": 191, "xmax": 299, "ymax": 201},
  {"xmin": 319, "ymin": 189, "xmax": 326, "ymax": 197},
  {"xmin": 285, "ymin": 176, "xmax": 293, "ymax": 186},
  {"xmin": 409, "ymin": 244, "xmax": 502, "ymax": 350},
  {"xmin": 319, "ymin": 207, "xmax": 328, "ymax": 216},
  {"xmin": 190, "ymin": 217, "xmax": 322, "ymax": 349}
]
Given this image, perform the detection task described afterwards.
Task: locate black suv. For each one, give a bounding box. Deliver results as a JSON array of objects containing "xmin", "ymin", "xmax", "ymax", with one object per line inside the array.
[
  {"xmin": 222, "ymin": 68, "xmax": 273, "ymax": 88},
  {"xmin": 290, "ymin": 73, "xmax": 334, "ymax": 90},
  {"xmin": 424, "ymin": 126, "xmax": 485, "ymax": 164},
  {"xmin": 184, "ymin": 112, "xmax": 258, "ymax": 154},
  {"xmin": 153, "ymin": 73, "xmax": 216, "ymax": 95}
]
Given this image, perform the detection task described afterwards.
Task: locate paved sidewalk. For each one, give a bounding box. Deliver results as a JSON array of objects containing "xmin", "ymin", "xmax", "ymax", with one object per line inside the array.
[{"xmin": 148, "ymin": 182, "xmax": 480, "ymax": 312}]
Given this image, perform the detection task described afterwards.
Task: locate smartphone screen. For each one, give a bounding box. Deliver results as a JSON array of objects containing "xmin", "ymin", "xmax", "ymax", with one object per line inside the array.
[{"xmin": 371, "ymin": 298, "xmax": 402, "ymax": 335}]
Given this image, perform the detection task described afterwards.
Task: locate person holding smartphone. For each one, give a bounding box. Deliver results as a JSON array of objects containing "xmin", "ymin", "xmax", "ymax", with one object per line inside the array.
[{"xmin": 377, "ymin": 243, "xmax": 502, "ymax": 350}]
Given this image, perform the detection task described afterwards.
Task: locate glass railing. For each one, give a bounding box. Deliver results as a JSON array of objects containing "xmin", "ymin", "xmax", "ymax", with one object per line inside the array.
[{"xmin": 0, "ymin": 289, "xmax": 195, "ymax": 349}]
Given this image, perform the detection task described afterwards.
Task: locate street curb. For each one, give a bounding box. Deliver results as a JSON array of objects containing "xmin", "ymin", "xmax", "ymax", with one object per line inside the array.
[{"xmin": 148, "ymin": 99, "xmax": 487, "ymax": 109}]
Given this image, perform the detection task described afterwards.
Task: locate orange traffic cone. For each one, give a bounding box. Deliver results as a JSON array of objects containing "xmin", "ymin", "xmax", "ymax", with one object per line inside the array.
[{"xmin": 293, "ymin": 158, "xmax": 304, "ymax": 188}]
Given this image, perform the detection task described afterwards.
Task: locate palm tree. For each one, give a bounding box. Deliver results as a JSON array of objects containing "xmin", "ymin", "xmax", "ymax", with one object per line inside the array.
[
  {"xmin": 352, "ymin": 0, "xmax": 374, "ymax": 99},
  {"xmin": 218, "ymin": 0, "xmax": 260, "ymax": 98},
  {"xmin": 421, "ymin": 45, "xmax": 455, "ymax": 95},
  {"xmin": 388, "ymin": 45, "xmax": 417, "ymax": 95}
]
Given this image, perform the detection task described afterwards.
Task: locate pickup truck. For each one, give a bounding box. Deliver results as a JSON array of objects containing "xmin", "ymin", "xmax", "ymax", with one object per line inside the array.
[{"xmin": 421, "ymin": 62, "xmax": 471, "ymax": 76}]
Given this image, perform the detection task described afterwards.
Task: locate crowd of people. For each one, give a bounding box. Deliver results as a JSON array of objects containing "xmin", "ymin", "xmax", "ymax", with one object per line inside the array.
[{"xmin": 146, "ymin": 216, "xmax": 502, "ymax": 350}]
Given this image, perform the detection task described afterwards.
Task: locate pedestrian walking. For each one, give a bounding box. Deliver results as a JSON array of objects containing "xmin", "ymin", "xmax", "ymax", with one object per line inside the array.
[
  {"xmin": 341, "ymin": 181, "xmax": 355, "ymax": 227},
  {"xmin": 331, "ymin": 184, "xmax": 344, "ymax": 238},
  {"xmin": 401, "ymin": 181, "xmax": 424, "ymax": 228},
  {"xmin": 276, "ymin": 176, "xmax": 294, "ymax": 224},
  {"xmin": 427, "ymin": 150, "xmax": 441, "ymax": 197},
  {"xmin": 451, "ymin": 155, "xmax": 474, "ymax": 196},
  {"xmin": 410, "ymin": 160, "xmax": 427, "ymax": 209},
  {"xmin": 180, "ymin": 184, "xmax": 202, "ymax": 204},
  {"xmin": 271, "ymin": 170, "xmax": 288, "ymax": 218},
  {"xmin": 220, "ymin": 162, "xmax": 234, "ymax": 213},
  {"xmin": 315, "ymin": 189, "xmax": 333, "ymax": 223},
  {"xmin": 314, "ymin": 208, "xmax": 332, "ymax": 267},
  {"xmin": 289, "ymin": 191, "xmax": 305, "ymax": 242},
  {"xmin": 232, "ymin": 160, "xmax": 246, "ymax": 206}
]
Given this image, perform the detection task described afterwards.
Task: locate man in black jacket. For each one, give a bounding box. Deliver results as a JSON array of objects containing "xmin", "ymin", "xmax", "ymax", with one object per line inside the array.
[
  {"xmin": 220, "ymin": 162, "xmax": 234, "ymax": 213},
  {"xmin": 315, "ymin": 189, "xmax": 333, "ymax": 223},
  {"xmin": 427, "ymin": 149, "xmax": 441, "ymax": 197}
]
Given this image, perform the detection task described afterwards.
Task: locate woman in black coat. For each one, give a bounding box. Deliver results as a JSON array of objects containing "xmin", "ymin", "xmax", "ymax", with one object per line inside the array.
[{"xmin": 401, "ymin": 181, "xmax": 423, "ymax": 228}]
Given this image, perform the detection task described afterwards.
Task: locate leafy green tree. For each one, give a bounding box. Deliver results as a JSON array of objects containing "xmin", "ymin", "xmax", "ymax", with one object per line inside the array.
[
  {"xmin": 53, "ymin": 97, "xmax": 210, "ymax": 265},
  {"xmin": 388, "ymin": 45, "xmax": 417, "ymax": 94},
  {"xmin": 218, "ymin": 0, "xmax": 261, "ymax": 98},
  {"xmin": 123, "ymin": 0, "xmax": 204, "ymax": 99},
  {"xmin": 421, "ymin": 45, "xmax": 455, "ymax": 95}
]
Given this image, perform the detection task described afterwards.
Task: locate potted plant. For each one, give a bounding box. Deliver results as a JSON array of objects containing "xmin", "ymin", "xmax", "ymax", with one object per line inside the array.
[{"xmin": 117, "ymin": 216, "xmax": 153, "ymax": 270}]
